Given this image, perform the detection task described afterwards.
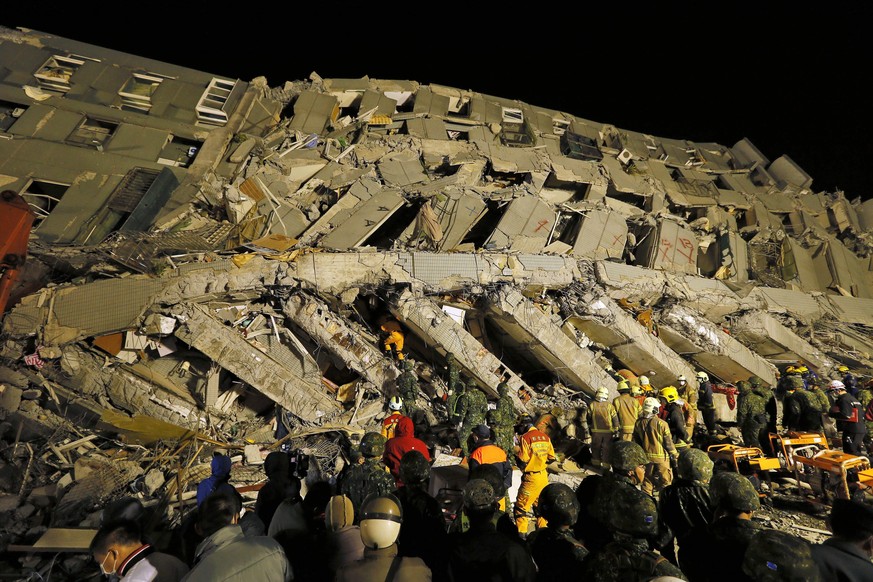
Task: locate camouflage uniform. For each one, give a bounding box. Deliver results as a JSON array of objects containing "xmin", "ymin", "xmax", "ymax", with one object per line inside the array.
[
  {"xmin": 858, "ymin": 387, "xmax": 873, "ymax": 452},
  {"xmin": 397, "ymin": 358, "xmax": 419, "ymax": 415},
  {"xmin": 736, "ymin": 383, "xmax": 768, "ymax": 449},
  {"xmin": 447, "ymin": 374, "xmax": 465, "ymax": 425},
  {"xmin": 796, "ymin": 386, "xmax": 828, "ymax": 431},
  {"xmin": 782, "ymin": 376, "xmax": 805, "ymax": 431},
  {"xmin": 742, "ymin": 530, "xmax": 822, "ymax": 581},
  {"xmin": 338, "ymin": 433, "xmax": 396, "ymax": 519},
  {"xmin": 490, "ymin": 382, "xmax": 516, "ymax": 457},
  {"xmin": 458, "ymin": 379, "xmax": 488, "ymax": 456}
]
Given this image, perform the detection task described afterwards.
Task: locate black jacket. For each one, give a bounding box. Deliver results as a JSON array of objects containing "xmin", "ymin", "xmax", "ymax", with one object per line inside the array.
[{"xmin": 812, "ymin": 537, "xmax": 873, "ymax": 582}]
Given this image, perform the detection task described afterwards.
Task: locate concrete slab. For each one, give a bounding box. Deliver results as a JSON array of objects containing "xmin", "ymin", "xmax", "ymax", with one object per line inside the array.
[{"xmin": 728, "ymin": 310, "xmax": 834, "ymax": 372}]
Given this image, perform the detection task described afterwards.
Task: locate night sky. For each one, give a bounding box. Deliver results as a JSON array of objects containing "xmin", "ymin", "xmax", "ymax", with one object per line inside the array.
[{"xmin": 6, "ymin": 4, "xmax": 869, "ymax": 200}]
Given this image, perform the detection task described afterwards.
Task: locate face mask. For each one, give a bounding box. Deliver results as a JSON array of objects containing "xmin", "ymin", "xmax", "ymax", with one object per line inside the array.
[{"xmin": 100, "ymin": 551, "xmax": 117, "ymax": 576}]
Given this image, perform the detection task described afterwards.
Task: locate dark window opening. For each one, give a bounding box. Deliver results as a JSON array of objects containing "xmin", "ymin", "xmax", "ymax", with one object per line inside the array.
[
  {"xmin": 66, "ymin": 117, "xmax": 118, "ymax": 149},
  {"xmin": 554, "ymin": 213, "xmax": 584, "ymax": 246},
  {"xmin": 22, "ymin": 180, "xmax": 70, "ymax": 227},
  {"xmin": 0, "ymin": 100, "xmax": 27, "ymax": 132},
  {"xmin": 485, "ymin": 166, "xmax": 527, "ymax": 188},
  {"xmin": 359, "ymin": 199, "xmax": 423, "ymax": 249},
  {"xmin": 605, "ymin": 187, "xmax": 649, "ymax": 211},
  {"xmin": 716, "ymin": 175, "xmax": 735, "ymax": 191},
  {"xmin": 158, "ymin": 136, "xmax": 201, "ymax": 168},
  {"xmin": 482, "ymin": 318, "xmax": 555, "ymax": 387},
  {"xmin": 447, "ymin": 129, "xmax": 469, "ymax": 141},
  {"xmin": 461, "ymin": 200, "xmax": 509, "ymax": 248},
  {"xmin": 561, "ymin": 130, "xmax": 603, "ymax": 161},
  {"xmin": 543, "ymin": 173, "xmax": 591, "ymax": 202}
]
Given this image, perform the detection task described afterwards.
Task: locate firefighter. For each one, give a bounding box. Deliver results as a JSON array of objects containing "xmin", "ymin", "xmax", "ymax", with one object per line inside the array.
[
  {"xmin": 379, "ymin": 317, "xmax": 405, "ymax": 361},
  {"xmin": 660, "ymin": 386, "xmax": 690, "ymax": 453},
  {"xmin": 696, "ymin": 371, "xmax": 716, "ymax": 434},
  {"xmin": 677, "ymin": 374, "xmax": 697, "ymax": 437},
  {"xmin": 588, "ymin": 386, "xmax": 619, "ymax": 468},
  {"xmin": 838, "ymin": 365, "xmax": 860, "ymax": 397},
  {"xmin": 639, "ymin": 375, "xmax": 656, "ymax": 398},
  {"xmin": 513, "ymin": 416, "xmax": 557, "ymax": 538},
  {"xmin": 633, "ymin": 397, "xmax": 679, "ymax": 496},
  {"xmin": 613, "ymin": 381, "xmax": 642, "ymax": 442},
  {"xmin": 827, "ymin": 380, "xmax": 867, "ymax": 455},
  {"xmin": 381, "ymin": 396, "xmax": 408, "ymax": 440}
]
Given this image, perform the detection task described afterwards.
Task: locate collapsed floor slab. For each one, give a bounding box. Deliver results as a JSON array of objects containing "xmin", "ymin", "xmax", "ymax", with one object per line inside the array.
[{"xmin": 728, "ymin": 310, "xmax": 835, "ymax": 372}]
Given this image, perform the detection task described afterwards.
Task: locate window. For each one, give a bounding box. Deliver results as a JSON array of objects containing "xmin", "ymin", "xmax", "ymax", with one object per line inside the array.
[
  {"xmin": 118, "ymin": 73, "xmax": 164, "ymax": 113},
  {"xmin": 196, "ymin": 77, "xmax": 237, "ymax": 126},
  {"xmin": 21, "ymin": 179, "xmax": 70, "ymax": 227},
  {"xmin": 158, "ymin": 136, "xmax": 201, "ymax": 168},
  {"xmin": 552, "ymin": 118, "xmax": 571, "ymax": 136},
  {"xmin": 0, "ymin": 100, "xmax": 27, "ymax": 132},
  {"xmin": 501, "ymin": 107, "xmax": 524, "ymax": 124},
  {"xmin": 66, "ymin": 117, "xmax": 118, "ymax": 149},
  {"xmin": 34, "ymin": 54, "xmax": 85, "ymax": 93}
]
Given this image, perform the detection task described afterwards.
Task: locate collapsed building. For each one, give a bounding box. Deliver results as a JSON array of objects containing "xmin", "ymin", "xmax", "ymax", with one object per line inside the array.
[{"xmin": 1, "ymin": 25, "xmax": 872, "ymax": 576}]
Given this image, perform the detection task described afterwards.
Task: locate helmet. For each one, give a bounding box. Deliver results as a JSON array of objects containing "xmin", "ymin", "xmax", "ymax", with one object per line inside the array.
[
  {"xmin": 742, "ymin": 530, "xmax": 819, "ymax": 582},
  {"xmin": 595, "ymin": 387, "xmax": 609, "ymax": 401},
  {"xmin": 639, "ymin": 375, "xmax": 650, "ymax": 386},
  {"xmin": 617, "ymin": 381, "xmax": 630, "ymax": 393},
  {"xmin": 388, "ymin": 396, "xmax": 403, "ymax": 411},
  {"xmin": 359, "ymin": 493, "xmax": 403, "ymax": 549},
  {"xmin": 630, "ymin": 384, "xmax": 642, "ymax": 397},
  {"xmin": 709, "ymin": 472, "xmax": 760, "ymax": 513},
  {"xmin": 607, "ymin": 486, "xmax": 657, "ymax": 536},
  {"xmin": 610, "ymin": 441, "xmax": 648, "ymax": 473},
  {"xmin": 399, "ymin": 450, "xmax": 431, "ymax": 485},
  {"xmin": 748, "ymin": 376, "xmax": 763, "ymax": 388},
  {"xmin": 642, "ymin": 397, "xmax": 661, "ymax": 416},
  {"xmin": 797, "ymin": 366, "xmax": 809, "ymax": 374},
  {"xmin": 660, "ymin": 386, "xmax": 678, "ymax": 403},
  {"xmin": 735, "ymin": 380, "xmax": 750, "ymax": 394},
  {"xmin": 785, "ymin": 365, "xmax": 797, "ymax": 374},
  {"xmin": 837, "ymin": 365, "xmax": 849, "ymax": 373},
  {"xmin": 676, "ymin": 448, "xmax": 713, "ymax": 484},
  {"xmin": 536, "ymin": 483, "xmax": 580, "ymax": 527},
  {"xmin": 469, "ymin": 463, "xmax": 506, "ymax": 498},
  {"xmin": 677, "ymin": 375, "xmax": 687, "ymax": 385},
  {"xmin": 696, "ymin": 371, "xmax": 709, "ymax": 382},
  {"xmin": 463, "ymin": 478, "xmax": 496, "ymax": 512},
  {"xmin": 827, "ymin": 380, "xmax": 845, "ymax": 392},
  {"xmin": 788, "ymin": 376, "xmax": 805, "ymax": 390},
  {"xmin": 360, "ymin": 432, "xmax": 387, "ymax": 458},
  {"xmin": 325, "ymin": 495, "xmax": 355, "ymax": 531}
]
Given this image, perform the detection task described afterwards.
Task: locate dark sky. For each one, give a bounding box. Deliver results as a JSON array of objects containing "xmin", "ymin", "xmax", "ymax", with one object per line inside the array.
[{"xmin": 7, "ymin": 4, "xmax": 870, "ymax": 200}]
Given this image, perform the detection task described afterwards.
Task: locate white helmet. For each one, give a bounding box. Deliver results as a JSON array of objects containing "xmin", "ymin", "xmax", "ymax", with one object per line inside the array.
[
  {"xmin": 642, "ymin": 397, "xmax": 661, "ymax": 416},
  {"xmin": 360, "ymin": 494, "xmax": 403, "ymax": 549},
  {"xmin": 389, "ymin": 396, "xmax": 403, "ymax": 411},
  {"xmin": 677, "ymin": 375, "xmax": 687, "ymax": 385},
  {"xmin": 696, "ymin": 371, "xmax": 709, "ymax": 382},
  {"xmin": 595, "ymin": 387, "xmax": 609, "ymax": 401},
  {"xmin": 827, "ymin": 380, "xmax": 845, "ymax": 392},
  {"xmin": 639, "ymin": 375, "xmax": 650, "ymax": 386}
]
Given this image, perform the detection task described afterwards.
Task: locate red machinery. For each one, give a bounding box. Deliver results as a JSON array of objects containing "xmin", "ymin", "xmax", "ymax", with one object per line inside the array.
[{"xmin": 0, "ymin": 190, "xmax": 35, "ymax": 314}]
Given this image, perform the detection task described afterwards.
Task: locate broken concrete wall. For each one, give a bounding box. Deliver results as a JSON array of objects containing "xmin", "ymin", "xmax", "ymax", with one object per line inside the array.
[
  {"xmin": 728, "ymin": 310, "xmax": 835, "ymax": 372},
  {"xmin": 571, "ymin": 210, "xmax": 628, "ymax": 260},
  {"xmin": 485, "ymin": 286, "xmax": 618, "ymax": 399},
  {"xmin": 484, "ymin": 197, "xmax": 556, "ymax": 253},
  {"xmin": 657, "ymin": 305, "xmax": 778, "ymax": 386},
  {"xmin": 633, "ymin": 219, "xmax": 699, "ymax": 275}
]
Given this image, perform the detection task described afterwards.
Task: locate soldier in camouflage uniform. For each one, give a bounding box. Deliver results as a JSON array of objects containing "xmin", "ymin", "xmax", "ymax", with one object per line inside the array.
[
  {"xmin": 446, "ymin": 358, "xmax": 465, "ymax": 425},
  {"xmin": 736, "ymin": 378, "xmax": 768, "ymax": 449},
  {"xmin": 458, "ymin": 378, "xmax": 488, "ymax": 456},
  {"xmin": 782, "ymin": 375, "xmax": 805, "ymax": 431},
  {"xmin": 742, "ymin": 530, "xmax": 823, "ymax": 581},
  {"xmin": 489, "ymin": 380, "xmax": 516, "ymax": 457},
  {"xmin": 337, "ymin": 432, "xmax": 396, "ymax": 520},
  {"xmin": 796, "ymin": 380, "xmax": 830, "ymax": 432},
  {"xmin": 397, "ymin": 358, "xmax": 419, "ymax": 416},
  {"xmin": 858, "ymin": 381, "xmax": 873, "ymax": 454},
  {"xmin": 582, "ymin": 485, "xmax": 687, "ymax": 581},
  {"xmin": 527, "ymin": 483, "xmax": 588, "ymax": 581}
]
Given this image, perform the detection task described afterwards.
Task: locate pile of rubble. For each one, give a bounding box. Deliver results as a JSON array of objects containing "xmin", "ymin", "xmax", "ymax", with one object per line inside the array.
[{"xmin": 2, "ymin": 32, "xmax": 873, "ymax": 578}]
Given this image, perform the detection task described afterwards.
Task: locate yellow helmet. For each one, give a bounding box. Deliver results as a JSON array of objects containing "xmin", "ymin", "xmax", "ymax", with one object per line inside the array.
[
  {"xmin": 630, "ymin": 384, "xmax": 642, "ymax": 397},
  {"xmin": 617, "ymin": 381, "xmax": 630, "ymax": 393},
  {"xmin": 660, "ymin": 386, "xmax": 679, "ymax": 403},
  {"xmin": 837, "ymin": 365, "xmax": 849, "ymax": 373},
  {"xmin": 796, "ymin": 366, "xmax": 809, "ymax": 374}
]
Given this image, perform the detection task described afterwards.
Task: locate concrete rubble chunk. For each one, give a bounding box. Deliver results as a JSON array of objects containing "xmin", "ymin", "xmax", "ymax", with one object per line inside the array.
[{"xmin": 728, "ymin": 310, "xmax": 834, "ymax": 372}]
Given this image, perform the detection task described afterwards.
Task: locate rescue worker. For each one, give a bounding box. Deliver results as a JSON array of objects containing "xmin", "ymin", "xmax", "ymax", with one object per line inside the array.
[
  {"xmin": 631, "ymin": 383, "xmax": 646, "ymax": 408},
  {"xmin": 335, "ymin": 493, "xmax": 433, "ymax": 581},
  {"xmin": 812, "ymin": 498, "xmax": 873, "ymax": 581},
  {"xmin": 393, "ymin": 451, "xmax": 447, "ymax": 580},
  {"xmin": 696, "ymin": 371, "xmax": 716, "ymax": 435},
  {"xmin": 381, "ymin": 396, "xmax": 408, "ymax": 440},
  {"xmin": 379, "ymin": 317, "xmax": 405, "ymax": 361},
  {"xmin": 338, "ymin": 432, "xmax": 397, "ymax": 518},
  {"xmin": 742, "ymin": 530, "xmax": 822, "ymax": 582},
  {"xmin": 491, "ymin": 380, "xmax": 516, "ymax": 457},
  {"xmin": 781, "ymin": 375, "xmax": 805, "ymax": 432},
  {"xmin": 858, "ymin": 380, "xmax": 873, "ymax": 454},
  {"xmin": 660, "ymin": 386, "xmax": 690, "ymax": 453},
  {"xmin": 736, "ymin": 379, "xmax": 768, "ymax": 449},
  {"xmin": 457, "ymin": 379, "xmax": 488, "ymax": 456},
  {"xmin": 448, "ymin": 479, "xmax": 536, "ymax": 581},
  {"xmin": 446, "ymin": 370, "xmax": 465, "ymax": 426},
  {"xmin": 588, "ymin": 386, "xmax": 619, "ymax": 468},
  {"xmin": 838, "ymin": 364, "xmax": 860, "ymax": 397},
  {"xmin": 615, "ymin": 368, "xmax": 640, "ymax": 392},
  {"xmin": 676, "ymin": 374, "xmax": 697, "ymax": 438},
  {"xmin": 467, "ymin": 424, "xmax": 511, "ymax": 504},
  {"xmin": 397, "ymin": 359, "xmax": 419, "ymax": 414},
  {"xmin": 633, "ymin": 397, "xmax": 679, "ymax": 496},
  {"xmin": 383, "ymin": 416, "xmax": 431, "ymax": 486},
  {"xmin": 796, "ymin": 378, "xmax": 828, "ymax": 432},
  {"xmin": 613, "ymin": 381, "xmax": 642, "ymax": 442},
  {"xmin": 527, "ymin": 483, "xmax": 588, "ymax": 581},
  {"xmin": 90, "ymin": 519, "xmax": 189, "ymax": 582},
  {"xmin": 514, "ymin": 417, "xmax": 557, "ymax": 538},
  {"xmin": 682, "ymin": 471, "xmax": 762, "ymax": 582},
  {"xmin": 318, "ymin": 495, "xmax": 365, "ymax": 579},
  {"xmin": 827, "ymin": 379, "xmax": 867, "ymax": 455},
  {"xmin": 658, "ymin": 448, "xmax": 714, "ymax": 574},
  {"xmin": 639, "ymin": 375, "xmax": 656, "ymax": 398},
  {"xmin": 581, "ymin": 485, "xmax": 687, "ymax": 581}
]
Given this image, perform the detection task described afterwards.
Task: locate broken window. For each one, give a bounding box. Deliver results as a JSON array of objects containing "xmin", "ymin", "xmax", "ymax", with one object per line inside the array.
[
  {"xmin": 359, "ymin": 200, "xmax": 424, "ymax": 248},
  {"xmin": 561, "ymin": 129, "xmax": 603, "ymax": 161},
  {"xmin": 196, "ymin": 77, "xmax": 237, "ymax": 126},
  {"xmin": 21, "ymin": 179, "xmax": 70, "ymax": 227},
  {"xmin": 157, "ymin": 136, "xmax": 201, "ymax": 168},
  {"xmin": 118, "ymin": 73, "xmax": 163, "ymax": 113},
  {"xmin": 552, "ymin": 212, "xmax": 584, "ymax": 246},
  {"xmin": 500, "ymin": 107, "xmax": 534, "ymax": 147},
  {"xmin": 0, "ymin": 99, "xmax": 27, "ymax": 132},
  {"xmin": 33, "ymin": 54, "xmax": 85, "ymax": 93},
  {"xmin": 66, "ymin": 117, "xmax": 118, "ymax": 149},
  {"xmin": 461, "ymin": 200, "xmax": 509, "ymax": 249}
]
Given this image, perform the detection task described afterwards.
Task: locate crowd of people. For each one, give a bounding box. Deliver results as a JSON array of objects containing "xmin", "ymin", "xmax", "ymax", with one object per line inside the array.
[{"xmin": 86, "ymin": 360, "xmax": 873, "ymax": 581}]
